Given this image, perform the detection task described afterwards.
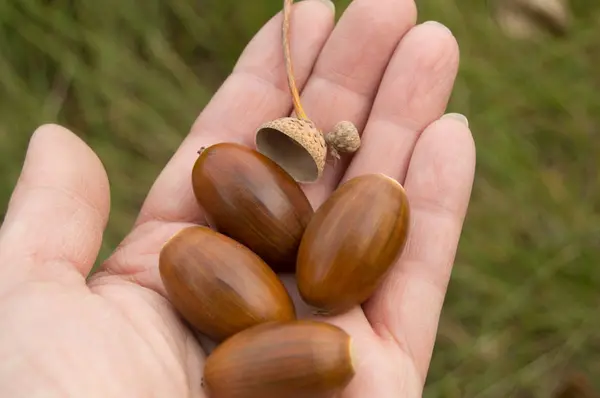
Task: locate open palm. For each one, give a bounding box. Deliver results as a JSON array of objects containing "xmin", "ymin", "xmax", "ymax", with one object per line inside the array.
[{"xmin": 0, "ymin": 1, "xmax": 475, "ymax": 397}]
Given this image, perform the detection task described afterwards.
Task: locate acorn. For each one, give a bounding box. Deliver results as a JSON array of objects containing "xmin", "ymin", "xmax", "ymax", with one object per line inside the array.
[
  {"xmin": 159, "ymin": 226, "xmax": 296, "ymax": 342},
  {"xmin": 203, "ymin": 320, "xmax": 356, "ymax": 398},
  {"xmin": 296, "ymin": 173, "xmax": 410, "ymax": 315},
  {"xmin": 254, "ymin": 0, "xmax": 361, "ymax": 183},
  {"xmin": 191, "ymin": 142, "xmax": 313, "ymax": 273}
]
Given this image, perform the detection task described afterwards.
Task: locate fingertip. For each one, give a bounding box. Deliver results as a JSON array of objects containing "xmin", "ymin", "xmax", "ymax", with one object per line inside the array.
[
  {"xmin": 440, "ymin": 112, "xmax": 469, "ymax": 128},
  {"xmin": 411, "ymin": 19, "xmax": 459, "ymax": 64},
  {"xmin": 433, "ymin": 113, "xmax": 476, "ymax": 157},
  {"xmin": 26, "ymin": 123, "xmax": 111, "ymax": 216},
  {"xmin": 406, "ymin": 0, "xmax": 419, "ymax": 27},
  {"xmin": 420, "ymin": 20, "xmax": 453, "ymax": 35},
  {"xmin": 31, "ymin": 122, "xmax": 71, "ymax": 138},
  {"xmin": 309, "ymin": 0, "xmax": 336, "ymax": 15},
  {"xmin": 31, "ymin": 123, "xmax": 94, "ymax": 157},
  {"xmin": 411, "ymin": 114, "xmax": 477, "ymax": 208},
  {"xmin": 26, "ymin": 123, "xmax": 73, "ymax": 162},
  {"xmin": 347, "ymin": 0, "xmax": 418, "ymax": 33},
  {"xmin": 25, "ymin": 122, "xmax": 112, "ymax": 224},
  {"xmin": 28, "ymin": 124, "xmax": 90, "ymax": 157}
]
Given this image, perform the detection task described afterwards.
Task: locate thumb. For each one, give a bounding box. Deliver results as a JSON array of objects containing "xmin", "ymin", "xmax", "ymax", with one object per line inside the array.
[{"xmin": 0, "ymin": 124, "xmax": 110, "ymax": 291}]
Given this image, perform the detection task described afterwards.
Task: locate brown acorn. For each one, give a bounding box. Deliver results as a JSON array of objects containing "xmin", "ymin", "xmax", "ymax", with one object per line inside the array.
[
  {"xmin": 191, "ymin": 142, "xmax": 313, "ymax": 273},
  {"xmin": 296, "ymin": 173, "xmax": 410, "ymax": 315},
  {"xmin": 159, "ymin": 226, "xmax": 296, "ymax": 342},
  {"xmin": 203, "ymin": 320, "xmax": 356, "ymax": 398}
]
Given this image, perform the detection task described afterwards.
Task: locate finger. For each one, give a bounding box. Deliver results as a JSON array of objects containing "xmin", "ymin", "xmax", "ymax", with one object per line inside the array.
[
  {"xmin": 136, "ymin": 0, "xmax": 335, "ymax": 226},
  {"xmin": 299, "ymin": 0, "xmax": 418, "ymax": 207},
  {"xmin": 336, "ymin": 21, "xmax": 460, "ymax": 384},
  {"xmin": 364, "ymin": 115, "xmax": 476, "ymax": 382},
  {"xmin": 342, "ymin": 20, "xmax": 460, "ymax": 186},
  {"xmin": 0, "ymin": 124, "xmax": 110, "ymax": 290}
]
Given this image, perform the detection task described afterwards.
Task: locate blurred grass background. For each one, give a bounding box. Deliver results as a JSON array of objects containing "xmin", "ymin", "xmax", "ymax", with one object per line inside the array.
[{"xmin": 1, "ymin": 0, "xmax": 599, "ymax": 396}]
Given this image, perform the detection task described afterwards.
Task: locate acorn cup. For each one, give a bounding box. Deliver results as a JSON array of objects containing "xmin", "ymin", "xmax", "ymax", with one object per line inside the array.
[
  {"xmin": 159, "ymin": 226, "xmax": 296, "ymax": 342},
  {"xmin": 255, "ymin": 118, "xmax": 361, "ymax": 183},
  {"xmin": 191, "ymin": 142, "xmax": 313, "ymax": 273},
  {"xmin": 203, "ymin": 320, "xmax": 357, "ymax": 398},
  {"xmin": 255, "ymin": 117, "xmax": 327, "ymax": 184},
  {"xmin": 254, "ymin": 0, "xmax": 361, "ymax": 183},
  {"xmin": 296, "ymin": 173, "xmax": 411, "ymax": 315}
]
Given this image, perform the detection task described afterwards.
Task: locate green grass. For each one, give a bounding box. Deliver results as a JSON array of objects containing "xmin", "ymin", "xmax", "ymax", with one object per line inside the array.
[{"xmin": 1, "ymin": 0, "xmax": 599, "ymax": 395}]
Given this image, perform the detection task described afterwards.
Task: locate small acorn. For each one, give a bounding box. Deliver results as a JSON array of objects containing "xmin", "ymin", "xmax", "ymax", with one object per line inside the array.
[
  {"xmin": 159, "ymin": 226, "xmax": 296, "ymax": 342},
  {"xmin": 203, "ymin": 320, "xmax": 356, "ymax": 398},
  {"xmin": 325, "ymin": 121, "xmax": 361, "ymax": 160},
  {"xmin": 192, "ymin": 142, "xmax": 313, "ymax": 273},
  {"xmin": 254, "ymin": 0, "xmax": 361, "ymax": 183},
  {"xmin": 296, "ymin": 173, "xmax": 410, "ymax": 315}
]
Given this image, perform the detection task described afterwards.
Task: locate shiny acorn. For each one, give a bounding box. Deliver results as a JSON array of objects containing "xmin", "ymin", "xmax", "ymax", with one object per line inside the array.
[
  {"xmin": 296, "ymin": 173, "xmax": 410, "ymax": 315},
  {"xmin": 191, "ymin": 142, "xmax": 313, "ymax": 273},
  {"xmin": 203, "ymin": 320, "xmax": 356, "ymax": 398},
  {"xmin": 159, "ymin": 226, "xmax": 296, "ymax": 342}
]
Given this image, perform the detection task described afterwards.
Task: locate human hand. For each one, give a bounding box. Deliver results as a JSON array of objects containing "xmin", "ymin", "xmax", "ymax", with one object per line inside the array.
[{"xmin": 0, "ymin": 0, "xmax": 475, "ymax": 397}]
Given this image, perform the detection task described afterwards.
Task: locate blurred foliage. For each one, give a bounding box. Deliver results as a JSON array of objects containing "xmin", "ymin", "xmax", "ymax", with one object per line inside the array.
[{"xmin": 1, "ymin": 0, "xmax": 599, "ymax": 396}]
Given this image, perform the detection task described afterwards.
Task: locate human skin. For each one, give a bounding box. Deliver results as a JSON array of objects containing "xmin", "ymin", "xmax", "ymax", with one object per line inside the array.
[{"xmin": 0, "ymin": 0, "xmax": 475, "ymax": 397}]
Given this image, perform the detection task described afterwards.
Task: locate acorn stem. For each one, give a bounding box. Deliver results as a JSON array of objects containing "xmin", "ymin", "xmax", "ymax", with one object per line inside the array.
[{"xmin": 283, "ymin": 0, "xmax": 308, "ymax": 121}]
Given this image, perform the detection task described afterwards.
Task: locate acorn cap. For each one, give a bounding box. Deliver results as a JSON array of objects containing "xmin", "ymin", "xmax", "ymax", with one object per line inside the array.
[{"xmin": 255, "ymin": 117, "xmax": 327, "ymax": 183}]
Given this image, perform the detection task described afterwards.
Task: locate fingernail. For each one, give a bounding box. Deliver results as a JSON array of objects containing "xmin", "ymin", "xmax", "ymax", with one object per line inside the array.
[
  {"xmin": 314, "ymin": 0, "xmax": 335, "ymax": 13},
  {"xmin": 441, "ymin": 113, "xmax": 469, "ymax": 127},
  {"xmin": 422, "ymin": 20, "xmax": 451, "ymax": 33}
]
